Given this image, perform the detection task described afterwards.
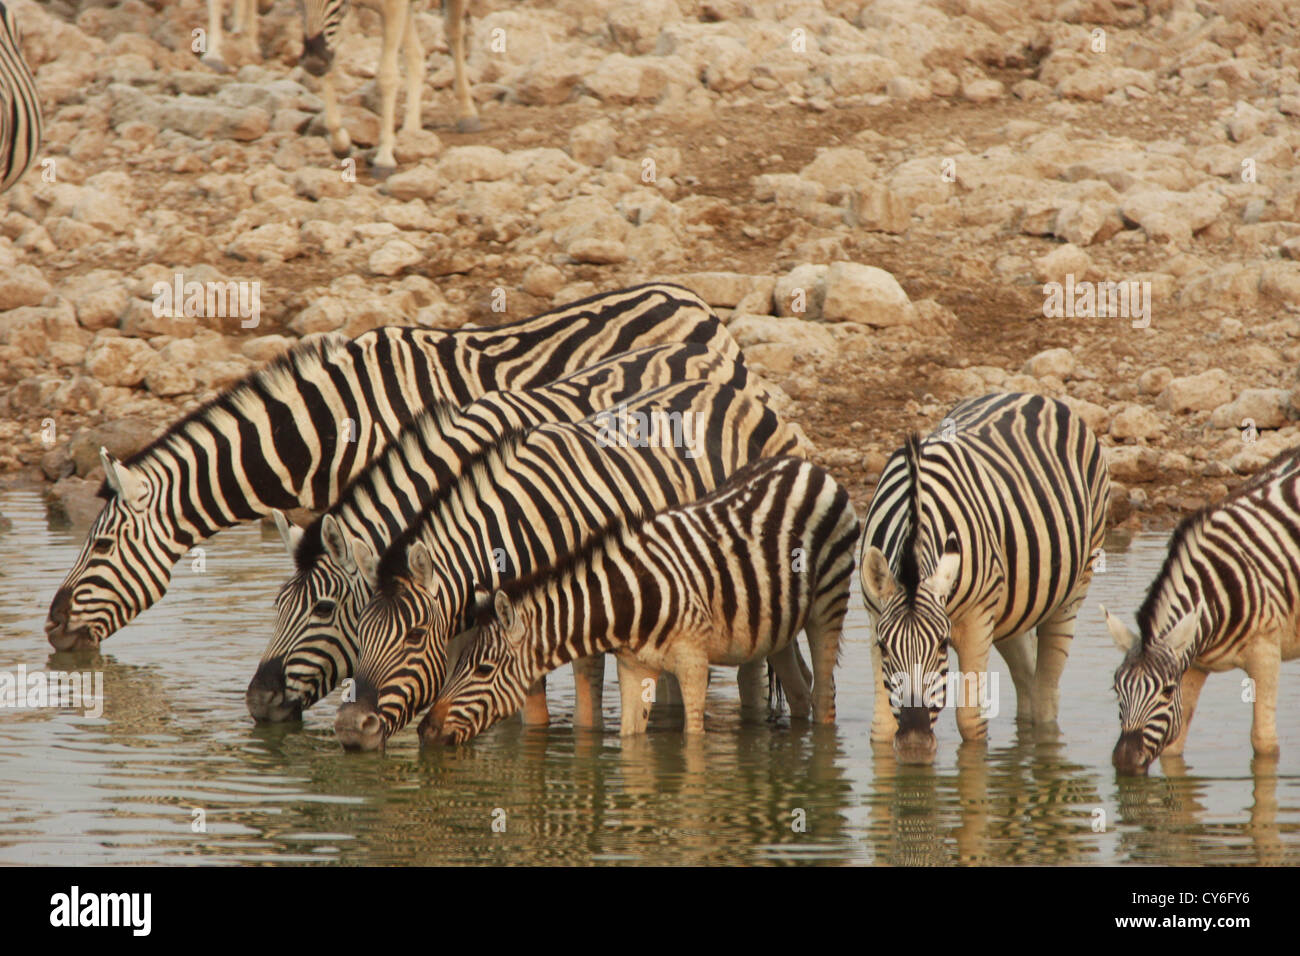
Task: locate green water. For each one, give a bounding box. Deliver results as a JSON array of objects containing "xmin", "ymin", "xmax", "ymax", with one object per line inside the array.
[{"xmin": 0, "ymin": 488, "xmax": 1296, "ymax": 865}]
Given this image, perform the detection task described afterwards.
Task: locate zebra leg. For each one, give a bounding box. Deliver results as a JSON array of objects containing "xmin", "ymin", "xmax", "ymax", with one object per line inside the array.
[
  {"xmin": 571, "ymin": 655, "xmax": 605, "ymax": 729},
  {"xmin": 371, "ymin": 0, "xmax": 409, "ymax": 175},
  {"xmin": 737, "ymin": 660, "xmax": 764, "ymax": 721},
  {"xmin": 521, "ymin": 677, "xmax": 550, "ymax": 726},
  {"xmin": 242, "ymin": 0, "xmax": 260, "ymax": 55},
  {"xmin": 319, "ymin": 71, "xmax": 353, "ymax": 158},
  {"xmin": 869, "ymin": 637, "xmax": 898, "ymax": 742},
  {"xmin": 616, "ymin": 655, "xmax": 658, "ymax": 736},
  {"xmin": 401, "ymin": 3, "xmax": 425, "ymax": 135},
  {"xmin": 652, "ymin": 671, "xmax": 683, "ymax": 719},
  {"xmin": 446, "ymin": 0, "xmax": 482, "ymax": 131},
  {"xmin": 1163, "ymin": 665, "xmax": 1207, "ymax": 758},
  {"xmin": 953, "ymin": 636, "xmax": 992, "ymax": 743},
  {"xmin": 993, "ymin": 631, "xmax": 1036, "ymax": 722},
  {"xmin": 1244, "ymin": 641, "xmax": 1282, "ymax": 757},
  {"xmin": 767, "ymin": 642, "xmax": 811, "ymax": 719},
  {"xmin": 672, "ymin": 650, "xmax": 711, "ymax": 735},
  {"xmin": 203, "ymin": 0, "xmax": 231, "ymax": 71},
  {"xmin": 1032, "ymin": 596, "xmax": 1083, "ymax": 726},
  {"xmin": 806, "ymin": 611, "xmax": 842, "ymax": 725}
]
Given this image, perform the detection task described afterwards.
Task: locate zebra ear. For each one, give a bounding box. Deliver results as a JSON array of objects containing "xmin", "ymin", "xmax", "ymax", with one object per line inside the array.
[
  {"xmin": 1162, "ymin": 612, "xmax": 1199, "ymax": 658},
  {"xmin": 272, "ymin": 510, "xmax": 303, "ymax": 555},
  {"xmin": 407, "ymin": 541, "xmax": 435, "ymax": 588},
  {"xmin": 860, "ymin": 546, "xmax": 897, "ymax": 606},
  {"xmin": 320, "ymin": 515, "xmax": 355, "ymax": 571},
  {"xmin": 925, "ymin": 533, "xmax": 960, "ymax": 599},
  {"xmin": 100, "ymin": 448, "xmax": 149, "ymax": 511},
  {"xmin": 493, "ymin": 590, "xmax": 523, "ymax": 644},
  {"xmin": 351, "ymin": 538, "xmax": 378, "ymax": 590},
  {"xmin": 1102, "ymin": 605, "xmax": 1139, "ymax": 655}
]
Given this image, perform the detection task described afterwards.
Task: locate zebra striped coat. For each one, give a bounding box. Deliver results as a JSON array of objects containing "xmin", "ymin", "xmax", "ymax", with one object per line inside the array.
[
  {"xmin": 424, "ymin": 456, "xmax": 858, "ymax": 744},
  {"xmin": 334, "ymin": 380, "xmax": 809, "ymax": 750},
  {"xmin": 1106, "ymin": 446, "xmax": 1300, "ymax": 774},
  {"xmin": 249, "ymin": 342, "xmax": 754, "ymax": 723},
  {"xmin": 858, "ymin": 392, "xmax": 1109, "ymax": 762},
  {"xmin": 0, "ymin": 0, "xmax": 41, "ymax": 194},
  {"xmin": 45, "ymin": 283, "xmax": 740, "ymax": 652}
]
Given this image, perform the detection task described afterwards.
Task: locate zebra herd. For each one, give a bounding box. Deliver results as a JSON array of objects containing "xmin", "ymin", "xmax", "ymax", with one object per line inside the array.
[
  {"xmin": 36, "ymin": 281, "xmax": 1300, "ymax": 772},
  {"xmin": 4, "ymin": 5, "xmax": 1298, "ymax": 774}
]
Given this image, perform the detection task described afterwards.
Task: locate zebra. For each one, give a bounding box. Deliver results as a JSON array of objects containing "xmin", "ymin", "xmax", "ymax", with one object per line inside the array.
[
  {"xmin": 44, "ymin": 282, "xmax": 742, "ymax": 652},
  {"xmin": 423, "ymin": 455, "xmax": 858, "ymax": 745},
  {"xmin": 1104, "ymin": 445, "xmax": 1300, "ymax": 775},
  {"xmin": 333, "ymin": 380, "xmax": 809, "ymax": 751},
  {"xmin": 203, "ymin": 0, "xmax": 476, "ymax": 174},
  {"xmin": 0, "ymin": 0, "xmax": 41, "ymax": 194},
  {"xmin": 202, "ymin": 0, "xmax": 273, "ymax": 72},
  {"xmin": 858, "ymin": 392, "xmax": 1110, "ymax": 763},
  {"xmin": 248, "ymin": 341, "xmax": 755, "ymax": 724}
]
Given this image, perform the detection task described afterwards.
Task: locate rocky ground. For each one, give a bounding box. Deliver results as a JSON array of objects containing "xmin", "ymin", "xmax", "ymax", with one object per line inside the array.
[{"xmin": 2, "ymin": 0, "xmax": 1300, "ymax": 533}]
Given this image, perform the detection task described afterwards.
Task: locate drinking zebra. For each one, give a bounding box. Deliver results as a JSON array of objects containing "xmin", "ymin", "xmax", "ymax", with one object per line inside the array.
[
  {"xmin": 45, "ymin": 283, "xmax": 740, "ymax": 651},
  {"xmin": 249, "ymin": 342, "xmax": 755, "ymax": 724},
  {"xmin": 333, "ymin": 381, "xmax": 809, "ymax": 751},
  {"xmin": 0, "ymin": 0, "xmax": 41, "ymax": 194},
  {"xmin": 858, "ymin": 393, "xmax": 1110, "ymax": 763},
  {"xmin": 424, "ymin": 455, "xmax": 857, "ymax": 744},
  {"xmin": 204, "ymin": 0, "xmax": 476, "ymax": 174},
  {"xmin": 1105, "ymin": 446, "xmax": 1300, "ymax": 775}
]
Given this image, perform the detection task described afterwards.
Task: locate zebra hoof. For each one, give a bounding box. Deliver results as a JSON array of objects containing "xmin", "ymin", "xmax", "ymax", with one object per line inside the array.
[
  {"xmin": 200, "ymin": 54, "xmax": 231, "ymax": 74},
  {"xmin": 456, "ymin": 116, "xmax": 483, "ymax": 134}
]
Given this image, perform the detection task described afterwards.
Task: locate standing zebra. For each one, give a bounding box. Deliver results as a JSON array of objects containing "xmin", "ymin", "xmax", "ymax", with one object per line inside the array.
[
  {"xmin": 1105, "ymin": 446, "xmax": 1300, "ymax": 775},
  {"xmin": 424, "ymin": 456, "xmax": 858, "ymax": 744},
  {"xmin": 204, "ymin": 0, "xmax": 476, "ymax": 173},
  {"xmin": 334, "ymin": 381, "xmax": 809, "ymax": 750},
  {"xmin": 249, "ymin": 342, "xmax": 755, "ymax": 724},
  {"xmin": 0, "ymin": 0, "xmax": 41, "ymax": 194},
  {"xmin": 858, "ymin": 393, "xmax": 1110, "ymax": 763},
  {"xmin": 45, "ymin": 283, "xmax": 741, "ymax": 652}
]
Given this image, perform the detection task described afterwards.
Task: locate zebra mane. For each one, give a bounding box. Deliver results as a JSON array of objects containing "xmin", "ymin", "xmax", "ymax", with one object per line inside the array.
[
  {"xmin": 292, "ymin": 394, "xmax": 467, "ymax": 571},
  {"xmin": 98, "ymin": 333, "xmax": 351, "ymax": 499},
  {"xmin": 1135, "ymin": 443, "xmax": 1300, "ymax": 643},
  {"xmin": 373, "ymin": 424, "xmax": 535, "ymax": 592},
  {"xmin": 896, "ymin": 432, "xmax": 925, "ymax": 598}
]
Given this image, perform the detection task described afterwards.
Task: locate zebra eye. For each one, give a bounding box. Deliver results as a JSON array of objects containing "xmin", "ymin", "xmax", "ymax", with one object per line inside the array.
[
  {"xmin": 312, "ymin": 599, "xmax": 336, "ymax": 618},
  {"xmin": 404, "ymin": 627, "xmax": 424, "ymax": 646},
  {"xmin": 92, "ymin": 537, "xmax": 114, "ymax": 555},
  {"xmin": 474, "ymin": 662, "xmax": 496, "ymax": 678}
]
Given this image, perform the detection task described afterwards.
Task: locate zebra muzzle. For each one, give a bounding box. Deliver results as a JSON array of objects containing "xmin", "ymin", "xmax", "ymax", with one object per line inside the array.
[
  {"xmin": 246, "ymin": 662, "xmax": 302, "ymax": 723},
  {"xmin": 45, "ymin": 589, "xmax": 99, "ymax": 651},
  {"xmin": 335, "ymin": 701, "xmax": 386, "ymax": 752},
  {"xmin": 1112, "ymin": 731, "xmax": 1152, "ymax": 776},
  {"xmin": 417, "ymin": 700, "xmax": 457, "ymax": 747}
]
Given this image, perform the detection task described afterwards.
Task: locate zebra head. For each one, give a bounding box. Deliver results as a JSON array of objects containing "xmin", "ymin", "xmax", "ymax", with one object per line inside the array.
[
  {"xmin": 46, "ymin": 450, "xmax": 180, "ymax": 651},
  {"xmin": 421, "ymin": 590, "xmax": 536, "ymax": 747},
  {"xmin": 247, "ymin": 513, "xmax": 371, "ymax": 722},
  {"xmin": 334, "ymin": 540, "xmax": 452, "ymax": 751},
  {"xmin": 860, "ymin": 531, "xmax": 961, "ymax": 764},
  {"xmin": 1104, "ymin": 606, "xmax": 1199, "ymax": 775},
  {"xmin": 299, "ymin": 0, "xmax": 348, "ymax": 76}
]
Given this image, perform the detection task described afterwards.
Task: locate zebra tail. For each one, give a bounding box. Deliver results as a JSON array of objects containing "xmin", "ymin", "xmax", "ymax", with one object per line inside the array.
[{"xmin": 767, "ymin": 662, "xmax": 786, "ymax": 719}]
